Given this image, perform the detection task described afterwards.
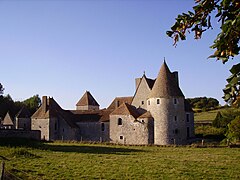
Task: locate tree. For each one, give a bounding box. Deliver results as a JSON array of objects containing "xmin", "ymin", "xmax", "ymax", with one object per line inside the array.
[
  {"xmin": 0, "ymin": 83, "xmax": 4, "ymax": 95},
  {"xmin": 166, "ymin": 0, "xmax": 240, "ymax": 105},
  {"xmin": 22, "ymin": 95, "xmax": 41, "ymax": 114},
  {"xmin": 226, "ymin": 116, "xmax": 240, "ymax": 143}
]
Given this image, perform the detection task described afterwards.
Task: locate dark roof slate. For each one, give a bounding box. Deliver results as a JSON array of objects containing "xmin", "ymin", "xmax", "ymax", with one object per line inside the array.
[
  {"xmin": 149, "ymin": 61, "xmax": 184, "ymax": 98},
  {"xmin": 138, "ymin": 111, "xmax": 153, "ymax": 119},
  {"xmin": 76, "ymin": 91, "xmax": 99, "ymax": 107}
]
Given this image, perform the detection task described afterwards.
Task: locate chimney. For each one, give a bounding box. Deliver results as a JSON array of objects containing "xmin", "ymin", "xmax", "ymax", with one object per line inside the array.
[
  {"xmin": 173, "ymin": 71, "xmax": 179, "ymax": 86},
  {"xmin": 42, "ymin": 96, "xmax": 48, "ymax": 112}
]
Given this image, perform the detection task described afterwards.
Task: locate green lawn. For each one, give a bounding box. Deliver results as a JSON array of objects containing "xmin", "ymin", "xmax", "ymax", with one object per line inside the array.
[{"xmin": 1, "ymin": 142, "xmax": 240, "ymax": 179}]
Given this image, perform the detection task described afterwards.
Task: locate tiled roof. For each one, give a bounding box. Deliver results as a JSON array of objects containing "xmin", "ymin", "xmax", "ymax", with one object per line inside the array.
[
  {"xmin": 3, "ymin": 112, "xmax": 14, "ymax": 126},
  {"xmin": 107, "ymin": 97, "xmax": 133, "ymax": 110},
  {"xmin": 76, "ymin": 91, "xmax": 99, "ymax": 106},
  {"xmin": 110, "ymin": 103, "xmax": 139, "ymax": 118},
  {"xmin": 15, "ymin": 107, "xmax": 31, "ymax": 118},
  {"xmin": 138, "ymin": 111, "xmax": 153, "ymax": 118},
  {"xmin": 149, "ymin": 61, "xmax": 184, "ymax": 98},
  {"xmin": 32, "ymin": 97, "xmax": 78, "ymax": 128}
]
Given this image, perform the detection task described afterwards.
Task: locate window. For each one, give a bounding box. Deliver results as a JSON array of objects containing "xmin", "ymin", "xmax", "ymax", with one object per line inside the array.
[
  {"xmin": 174, "ymin": 98, "xmax": 177, "ymax": 104},
  {"xmin": 120, "ymin": 136, "xmax": 123, "ymax": 140},
  {"xmin": 157, "ymin": 99, "xmax": 160, "ymax": 104},
  {"xmin": 142, "ymin": 120, "xmax": 144, "ymax": 123},
  {"xmin": 118, "ymin": 118, "xmax": 122, "ymax": 125},
  {"xmin": 101, "ymin": 123, "xmax": 105, "ymax": 131},
  {"xmin": 141, "ymin": 101, "xmax": 144, "ymax": 105},
  {"xmin": 186, "ymin": 114, "xmax": 190, "ymax": 122},
  {"xmin": 174, "ymin": 129, "xmax": 179, "ymax": 134},
  {"xmin": 148, "ymin": 100, "xmax": 150, "ymax": 105},
  {"xmin": 117, "ymin": 100, "xmax": 120, "ymax": 107},
  {"xmin": 174, "ymin": 116, "xmax": 177, "ymax": 121},
  {"xmin": 55, "ymin": 122, "xmax": 57, "ymax": 130}
]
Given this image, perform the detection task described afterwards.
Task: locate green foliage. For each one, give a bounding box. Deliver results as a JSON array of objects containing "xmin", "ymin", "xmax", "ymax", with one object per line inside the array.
[
  {"xmin": 195, "ymin": 125, "xmax": 225, "ymax": 138},
  {"xmin": 0, "ymin": 94, "xmax": 41, "ymax": 119},
  {"xmin": 187, "ymin": 97, "xmax": 219, "ymax": 110},
  {"xmin": 225, "ymin": 116, "xmax": 240, "ymax": 143},
  {"xmin": 22, "ymin": 95, "xmax": 41, "ymax": 114},
  {"xmin": 212, "ymin": 108, "xmax": 240, "ymax": 128},
  {"xmin": 167, "ymin": 0, "xmax": 240, "ymax": 105}
]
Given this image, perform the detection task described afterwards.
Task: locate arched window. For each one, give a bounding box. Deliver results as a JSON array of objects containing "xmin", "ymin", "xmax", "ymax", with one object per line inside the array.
[{"xmin": 118, "ymin": 118, "xmax": 122, "ymax": 125}]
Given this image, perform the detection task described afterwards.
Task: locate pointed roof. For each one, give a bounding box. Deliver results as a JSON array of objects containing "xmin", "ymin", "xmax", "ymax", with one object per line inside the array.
[
  {"xmin": 107, "ymin": 96, "xmax": 133, "ymax": 110},
  {"xmin": 15, "ymin": 107, "xmax": 31, "ymax": 118},
  {"xmin": 149, "ymin": 61, "xmax": 184, "ymax": 98},
  {"xmin": 76, "ymin": 91, "xmax": 99, "ymax": 107},
  {"xmin": 3, "ymin": 112, "xmax": 14, "ymax": 126},
  {"xmin": 138, "ymin": 111, "xmax": 153, "ymax": 119},
  {"xmin": 110, "ymin": 103, "xmax": 139, "ymax": 118}
]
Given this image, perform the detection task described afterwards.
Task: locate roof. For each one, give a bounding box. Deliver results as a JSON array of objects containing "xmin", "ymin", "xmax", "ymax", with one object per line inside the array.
[
  {"xmin": 110, "ymin": 103, "xmax": 139, "ymax": 118},
  {"xmin": 15, "ymin": 107, "xmax": 31, "ymax": 118},
  {"xmin": 138, "ymin": 111, "xmax": 153, "ymax": 119},
  {"xmin": 107, "ymin": 97, "xmax": 133, "ymax": 111},
  {"xmin": 145, "ymin": 75, "xmax": 155, "ymax": 90},
  {"xmin": 76, "ymin": 91, "xmax": 99, "ymax": 107},
  {"xmin": 32, "ymin": 97, "xmax": 78, "ymax": 128},
  {"xmin": 149, "ymin": 61, "xmax": 184, "ymax": 98},
  {"xmin": 2, "ymin": 112, "xmax": 14, "ymax": 126}
]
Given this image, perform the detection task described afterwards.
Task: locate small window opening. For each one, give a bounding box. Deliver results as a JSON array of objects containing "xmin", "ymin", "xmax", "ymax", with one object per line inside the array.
[
  {"xmin": 142, "ymin": 120, "xmax": 144, "ymax": 123},
  {"xmin": 101, "ymin": 123, "xmax": 105, "ymax": 131},
  {"xmin": 174, "ymin": 98, "xmax": 177, "ymax": 104},
  {"xmin": 120, "ymin": 136, "xmax": 123, "ymax": 140},
  {"xmin": 117, "ymin": 100, "xmax": 120, "ymax": 107},
  {"xmin": 175, "ymin": 129, "xmax": 179, "ymax": 134},
  {"xmin": 157, "ymin": 99, "xmax": 160, "ymax": 104},
  {"xmin": 141, "ymin": 101, "xmax": 144, "ymax": 105},
  {"xmin": 118, "ymin": 118, "xmax": 122, "ymax": 125},
  {"xmin": 55, "ymin": 122, "xmax": 57, "ymax": 130},
  {"xmin": 174, "ymin": 116, "xmax": 177, "ymax": 121},
  {"xmin": 148, "ymin": 100, "xmax": 150, "ymax": 105}
]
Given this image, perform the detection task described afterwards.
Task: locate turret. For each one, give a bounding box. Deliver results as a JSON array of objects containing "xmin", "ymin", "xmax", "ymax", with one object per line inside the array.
[{"xmin": 147, "ymin": 61, "xmax": 187, "ymax": 145}]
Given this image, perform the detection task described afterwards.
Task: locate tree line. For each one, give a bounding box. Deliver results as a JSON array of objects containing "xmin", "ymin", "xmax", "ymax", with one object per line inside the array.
[{"xmin": 0, "ymin": 83, "xmax": 41, "ymax": 119}]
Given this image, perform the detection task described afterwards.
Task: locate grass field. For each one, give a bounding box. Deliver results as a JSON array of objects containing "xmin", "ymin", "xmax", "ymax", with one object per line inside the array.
[{"xmin": 0, "ymin": 141, "xmax": 240, "ymax": 179}]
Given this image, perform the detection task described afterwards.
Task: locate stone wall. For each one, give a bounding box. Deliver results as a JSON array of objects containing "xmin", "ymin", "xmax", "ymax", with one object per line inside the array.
[
  {"xmin": 110, "ymin": 115, "xmax": 152, "ymax": 145},
  {"xmin": 15, "ymin": 118, "xmax": 31, "ymax": 131},
  {"xmin": 0, "ymin": 129, "xmax": 41, "ymax": 140},
  {"xmin": 147, "ymin": 97, "xmax": 187, "ymax": 145},
  {"xmin": 76, "ymin": 105, "xmax": 99, "ymax": 111},
  {"xmin": 31, "ymin": 118, "xmax": 50, "ymax": 140}
]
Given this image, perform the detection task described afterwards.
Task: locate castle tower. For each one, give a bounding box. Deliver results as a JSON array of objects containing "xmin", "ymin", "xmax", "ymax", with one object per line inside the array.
[{"xmin": 147, "ymin": 61, "xmax": 187, "ymax": 145}]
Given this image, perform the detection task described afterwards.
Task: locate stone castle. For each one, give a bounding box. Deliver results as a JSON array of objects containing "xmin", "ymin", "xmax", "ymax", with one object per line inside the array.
[{"xmin": 0, "ymin": 61, "xmax": 194, "ymax": 145}]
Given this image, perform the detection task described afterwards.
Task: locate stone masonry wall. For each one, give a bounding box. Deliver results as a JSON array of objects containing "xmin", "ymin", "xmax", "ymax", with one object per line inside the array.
[
  {"xmin": 110, "ymin": 115, "xmax": 151, "ymax": 145},
  {"xmin": 31, "ymin": 118, "xmax": 50, "ymax": 140},
  {"xmin": 0, "ymin": 129, "xmax": 41, "ymax": 140}
]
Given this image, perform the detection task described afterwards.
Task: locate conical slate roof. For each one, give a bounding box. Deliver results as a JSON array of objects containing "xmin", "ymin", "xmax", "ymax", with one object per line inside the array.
[
  {"xmin": 3, "ymin": 112, "xmax": 14, "ymax": 126},
  {"xmin": 76, "ymin": 91, "xmax": 99, "ymax": 106},
  {"xmin": 149, "ymin": 61, "xmax": 184, "ymax": 98}
]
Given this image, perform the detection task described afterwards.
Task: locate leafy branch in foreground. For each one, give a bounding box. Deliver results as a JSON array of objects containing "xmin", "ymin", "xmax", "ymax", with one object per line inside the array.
[{"xmin": 166, "ymin": 0, "xmax": 240, "ymax": 105}]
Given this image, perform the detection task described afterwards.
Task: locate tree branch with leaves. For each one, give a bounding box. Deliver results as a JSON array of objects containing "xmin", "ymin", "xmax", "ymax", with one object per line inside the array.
[{"xmin": 166, "ymin": 0, "xmax": 240, "ymax": 105}]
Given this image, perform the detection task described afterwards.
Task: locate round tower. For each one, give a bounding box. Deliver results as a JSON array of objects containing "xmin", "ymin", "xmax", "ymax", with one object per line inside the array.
[{"xmin": 147, "ymin": 61, "xmax": 186, "ymax": 145}]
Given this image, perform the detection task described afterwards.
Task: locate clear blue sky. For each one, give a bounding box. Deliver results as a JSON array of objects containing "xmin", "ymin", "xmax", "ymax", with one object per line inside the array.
[{"xmin": 0, "ymin": 0, "xmax": 238, "ymax": 109}]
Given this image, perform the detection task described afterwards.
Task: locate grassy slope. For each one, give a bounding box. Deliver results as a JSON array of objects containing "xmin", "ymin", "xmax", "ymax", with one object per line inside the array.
[
  {"xmin": 0, "ymin": 142, "xmax": 240, "ymax": 179},
  {"xmin": 194, "ymin": 107, "xmax": 239, "ymax": 121}
]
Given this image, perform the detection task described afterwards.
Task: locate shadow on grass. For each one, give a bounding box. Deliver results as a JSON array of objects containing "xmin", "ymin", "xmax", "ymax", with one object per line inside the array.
[{"xmin": 0, "ymin": 138, "xmax": 144, "ymax": 155}]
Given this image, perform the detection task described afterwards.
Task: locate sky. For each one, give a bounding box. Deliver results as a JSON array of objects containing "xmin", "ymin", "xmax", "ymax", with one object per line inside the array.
[{"xmin": 0, "ymin": 0, "xmax": 238, "ymax": 109}]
